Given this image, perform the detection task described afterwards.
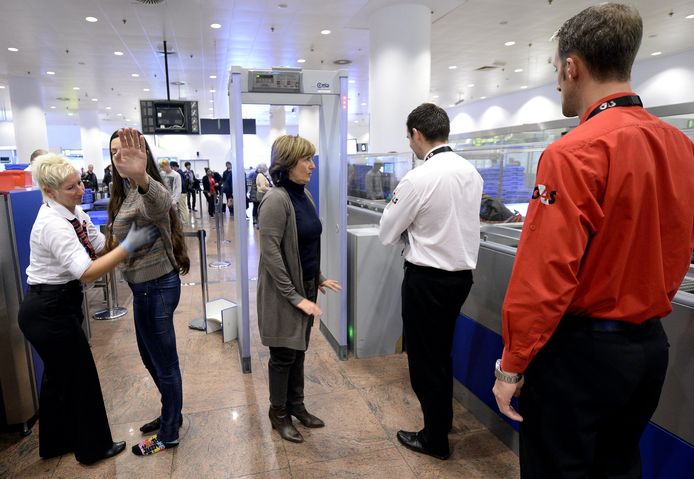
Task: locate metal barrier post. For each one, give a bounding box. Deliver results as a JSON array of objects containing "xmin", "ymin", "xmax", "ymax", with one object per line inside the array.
[
  {"xmin": 93, "ymin": 225, "xmax": 128, "ymax": 320},
  {"xmin": 209, "ymin": 192, "xmax": 231, "ymax": 268},
  {"xmin": 188, "ymin": 229, "xmax": 210, "ymax": 331}
]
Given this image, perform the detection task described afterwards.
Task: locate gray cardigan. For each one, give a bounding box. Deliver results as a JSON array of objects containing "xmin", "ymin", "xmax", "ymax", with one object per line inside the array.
[{"xmin": 256, "ymin": 186, "xmax": 325, "ymax": 350}]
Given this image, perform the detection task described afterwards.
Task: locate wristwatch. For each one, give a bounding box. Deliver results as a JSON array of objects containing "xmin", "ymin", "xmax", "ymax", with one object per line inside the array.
[{"xmin": 495, "ymin": 359, "xmax": 523, "ymax": 384}]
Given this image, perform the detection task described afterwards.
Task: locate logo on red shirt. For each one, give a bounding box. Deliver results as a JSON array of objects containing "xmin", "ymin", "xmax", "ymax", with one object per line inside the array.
[{"xmin": 531, "ymin": 184, "xmax": 556, "ymax": 205}]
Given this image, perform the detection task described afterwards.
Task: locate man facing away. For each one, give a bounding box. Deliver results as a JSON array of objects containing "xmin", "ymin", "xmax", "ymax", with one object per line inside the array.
[
  {"xmin": 379, "ymin": 103, "xmax": 483, "ymax": 460},
  {"xmin": 159, "ymin": 160, "xmax": 182, "ymax": 219},
  {"xmin": 492, "ymin": 4, "xmax": 694, "ymax": 478}
]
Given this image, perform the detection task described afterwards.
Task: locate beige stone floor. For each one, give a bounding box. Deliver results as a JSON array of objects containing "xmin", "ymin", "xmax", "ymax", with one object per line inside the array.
[{"xmin": 0, "ymin": 209, "xmax": 519, "ymax": 478}]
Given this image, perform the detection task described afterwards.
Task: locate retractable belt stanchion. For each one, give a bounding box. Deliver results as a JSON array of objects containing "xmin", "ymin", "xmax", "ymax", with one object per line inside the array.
[
  {"xmin": 209, "ymin": 192, "xmax": 231, "ymax": 269},
  {"xmin": 93, "ymin": 224, "xmax": 128, "ymax": 320},
  {"xmin": 188, "ymin": 229, "xmax": 210, "ymax": 331}
]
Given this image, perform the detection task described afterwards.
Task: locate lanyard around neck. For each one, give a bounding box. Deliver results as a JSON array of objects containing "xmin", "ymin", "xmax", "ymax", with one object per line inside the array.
[
  {"xmin": 424, "ymin": 145, "xmax": 453, "ymax": 161},
  {"xmin": 585, "ymin": 95, "xmax": 642, "ymax": 121}
]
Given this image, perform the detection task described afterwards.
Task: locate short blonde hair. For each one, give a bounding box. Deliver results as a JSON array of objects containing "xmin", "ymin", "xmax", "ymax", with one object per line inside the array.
[
  {"xmin": 33, "ymin": 154, "xmax": 79, "ymax": 200},
  {"xmin": 269, "ymin": 135, "xmax": 316, "ymax": 185},
  {"xmin": 159, "ymin": 159, "xmax": 170, "ymax": 168}
]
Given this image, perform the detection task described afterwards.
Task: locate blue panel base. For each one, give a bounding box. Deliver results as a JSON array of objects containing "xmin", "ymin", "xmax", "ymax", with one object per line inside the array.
[
  {"xmin": 640, "ymin": 422, "xmax": 694, "ymax": 479},
  {"xmin": 452, "ymin": 313, "xmax": 694, "ymax": 476}
]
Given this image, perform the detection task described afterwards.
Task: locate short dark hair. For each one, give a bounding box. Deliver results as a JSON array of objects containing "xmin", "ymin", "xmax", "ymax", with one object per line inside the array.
[
  {"xmin": 169, "ymin": 161, "xmax": 179, "ymax": 168},
  {"xmin": 184, "ymin": 161, "xmax": 191, "ymax": 167},
  {"xmin": 555, "ymin": 3, "xmax": 642, "ymax": 82},
  {"xmin": 406, "ymin": 103, "xmax": 450, "ymax": 143}
]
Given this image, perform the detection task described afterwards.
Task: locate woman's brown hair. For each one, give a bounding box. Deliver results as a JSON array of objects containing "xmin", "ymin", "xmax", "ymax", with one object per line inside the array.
[{"xmin": 106, "ymin": 129, "xmax": 190, "ymax": 274}]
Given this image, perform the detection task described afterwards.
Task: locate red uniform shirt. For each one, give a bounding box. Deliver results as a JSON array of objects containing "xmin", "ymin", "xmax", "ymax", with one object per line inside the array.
[{"xmin": 501, "ymin": 92, "xmax": 694, "ymax": 373}]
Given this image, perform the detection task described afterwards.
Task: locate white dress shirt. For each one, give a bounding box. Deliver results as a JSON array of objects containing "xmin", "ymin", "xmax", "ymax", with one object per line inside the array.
[
  {"xmin": 379, "ymin": 146, "xmax": 483, "ymax": 271},
  {"xmin": 26, "ymin": 199, "xmax": 105, "ymax": 284}
]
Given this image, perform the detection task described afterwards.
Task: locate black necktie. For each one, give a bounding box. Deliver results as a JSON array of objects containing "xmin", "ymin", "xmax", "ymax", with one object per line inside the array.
[{"xmin": 68, "ymin": 218, "xmax": 97, "ymax": 260}]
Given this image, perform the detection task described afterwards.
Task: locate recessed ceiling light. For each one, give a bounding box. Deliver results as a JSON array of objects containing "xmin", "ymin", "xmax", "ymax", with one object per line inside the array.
[
  {"xmin": 480, "ymin": 96, "xmax": 487, "ymax": 99},
  {"xmin": 348, "ymin": 80, "xmax": 355, "ymax": 84},
  {"xmin": 117, "ymin": 113, "xmax": 122, "ymax": 116},
  {"xmin": 297, "ymin": 58, "xmax": 306, "ymax": 63},
  {"xmin": 209, "ymin": 107, "xmax": 214, "ymax": 110},
  {"xmin": 449, "ymin": 104, "xmax": 456, "ymax": 107},
  {"xmin": 85, "ymin": 16, "xmax": 98, "ymax": 23},
  {"xmin": 106, "ymin": 106, "xmax": 111, "ymax": 110},
  {"xmin": 209, "ymin": 75, "xmax": 217, "ymax": 79},
  {"xmin": 468, "ymin": 83, "xmax": 475, "ymax": 87},
  {"xmin": 46, "ymin": 71, "xmax": 55, "ymax": 75},
  {"xmin": 504, "ymin": 41, "xmax": 515, "ymax": 46},
  {"xmin": 131, "ymin": 73, "xmax": 139, "ymax": 77},
  {"xmin": 91, "ymin": 98, "xmax": 98, "ymax": 102},
  {"xmin": 361, "ymin": 102, "xmax": 367, "ymax": 106},
  {"xmin": 143, "ymin": 88, "xmax": 150, "ymax": 92},
  {"xmin": 432, "ymin": 95, "xmax": 439, "ymax": 99},
  {"xmin": 210, "ymin": 23, "xmax": 222, "ymax": 29},
  {"xmin": 73, "ymin": 87, "xmax": 80, "ymax": 90},
  {"xmin": 0, "ymin": 85, "xmax": 5, "ymax": 89},
  {"xmin": 50, "ymin": 105, "xmax": 56, "ymax": 109},
  {"xmin": 514, "ymin": 68, "xmax": 523, "ymax": 73},
  {"xmin": 520, "ymin": 85, "xmax": 528, "ymax": 89},
  {"xmin": 651, "ymin": 51, "xmax": 662, "ymax": 56},
  {"xmin": 448, "ymin": 65, "xmax": 457, "ymax": 70},
  {"xmin": 67, "ymin": 112, "xmax": 74, "ymax": 116},
  {"xmin": 7, "ymin": 47, "xmax": 18, "ymax": 52},
  {"xmin": 321, "ymin": 29, "xmax": 331, "ymax": 35},
  {"xmin": 114, "ymin": 51, "xmax": 124, "ymax": 56},
  {"xmin": 210, "ymin": 100, "xmax": 214, "ymax": 103},
  {"xmin": 353, "ymin": 120, "xmax": 358, "ymax": 124},
  {"xmin": 686, "ymin": 14, "xmax": 694, "ymax": 19},
  {"xmin": 209, "ymin": 89, "xmax": 216, "ymax": 93}
]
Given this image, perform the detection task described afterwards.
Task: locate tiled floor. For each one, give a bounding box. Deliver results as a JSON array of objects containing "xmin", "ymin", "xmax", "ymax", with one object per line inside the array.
[{"xmin": 0, "ymin": 210, "xmax": 520, "ymax": 478}]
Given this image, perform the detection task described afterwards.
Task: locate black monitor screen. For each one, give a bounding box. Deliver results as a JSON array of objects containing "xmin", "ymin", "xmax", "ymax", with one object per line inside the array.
[{"xmin": 156, "ymin": 105, "xmax": 186, "ymax": 129}]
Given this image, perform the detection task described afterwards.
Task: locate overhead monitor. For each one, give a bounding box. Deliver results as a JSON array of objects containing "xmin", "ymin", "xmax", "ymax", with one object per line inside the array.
[{"xmin": 140, "ymin": 100, "xmax": 200, "ymax": 134}]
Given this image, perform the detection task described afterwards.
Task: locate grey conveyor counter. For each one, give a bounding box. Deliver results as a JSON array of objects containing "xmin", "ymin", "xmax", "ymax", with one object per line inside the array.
[{"xmin": 347, "ymin": 202, "xmax": 694, "ymax": 475}]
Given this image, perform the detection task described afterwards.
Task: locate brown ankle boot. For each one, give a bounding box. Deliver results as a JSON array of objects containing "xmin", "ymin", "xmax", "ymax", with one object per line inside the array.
[
  {"xmin": 269, "ymin": 406, "xmax": 304, "ymax": 443},
  {"xmin": 288, "ymin": 406, "xmax": 325, "ymax": 428}
]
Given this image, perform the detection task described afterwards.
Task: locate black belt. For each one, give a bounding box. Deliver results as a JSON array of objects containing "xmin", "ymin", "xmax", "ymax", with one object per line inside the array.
[
  {"xmin": 562, "ymin": 315, "xmax": 657, "ymax": 332},
  {"xmin": 28, "ymin": 280, "xmax": 81, "ymax": 293},
  {"xmin": 404, "ymin": 261, "xmax": 471, "ymax": 276}
]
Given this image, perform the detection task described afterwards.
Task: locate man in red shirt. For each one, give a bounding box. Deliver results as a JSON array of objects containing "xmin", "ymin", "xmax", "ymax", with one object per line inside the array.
[{"xmin": 492, "ymin": 4, "xmax": 694, "ymax": 478}]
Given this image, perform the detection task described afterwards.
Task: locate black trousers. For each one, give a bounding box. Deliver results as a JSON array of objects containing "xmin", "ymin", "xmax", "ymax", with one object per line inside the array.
[
  {"xmin": 401, "ymin": 262, "xmax": 473, "ymax": 454},
  {"xmin": 268, "ymin": 279, "xmax": 317, "ymax": 409},
  {"xmin": 204, "ymin": 191, "xmax": 216, "ymax": 217},
  {"xmin": 187, "ymin": 190, "xmax": 196, "ymax": 210},
  {"xmin": 18, "ymin": 281, "xmax": 114, "ymax": 464},
  {"xmin": 519, "ymin": 317, "xmax": 669, "ymax": 479}
]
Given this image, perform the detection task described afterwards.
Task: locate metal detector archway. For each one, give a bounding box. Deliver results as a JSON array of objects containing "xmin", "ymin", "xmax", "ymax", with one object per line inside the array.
[{"xmin": 228, "ymin": 67, "xmax": 348, "ymax": 372}]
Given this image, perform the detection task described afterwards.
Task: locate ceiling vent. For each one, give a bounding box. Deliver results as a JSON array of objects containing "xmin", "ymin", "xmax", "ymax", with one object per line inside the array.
[
  {"xmin": 135, "ymin": 0, "xmax": 166, "ymax": 5},
  {"xmin": 333, "ymin": 59, "xmax": 352, "ymax": 65},
  {"xmin": 475, "ymin": 65, "xmax": 499, "ymax": 71}
]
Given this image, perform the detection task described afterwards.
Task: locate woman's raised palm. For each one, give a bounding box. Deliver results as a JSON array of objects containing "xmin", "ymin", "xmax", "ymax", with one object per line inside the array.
[{"xmin": 113, "ymin": 128, "xmax": 148, "ymax": 180}]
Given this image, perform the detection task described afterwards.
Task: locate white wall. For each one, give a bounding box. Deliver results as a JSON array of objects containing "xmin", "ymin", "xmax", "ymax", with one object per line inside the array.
[{"xmin": 448, "ymin": 49, "xmax": 694, "ymax": 134}]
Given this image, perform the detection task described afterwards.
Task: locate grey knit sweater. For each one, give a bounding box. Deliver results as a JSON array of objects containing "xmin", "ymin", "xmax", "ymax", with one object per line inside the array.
[
  {"xmin": 256, "ymin": 186, "xmax": 326, "ymax": 350},
  {"xmin": 112, "ymin": 177, "xmax": 177, "ymax": 283}
]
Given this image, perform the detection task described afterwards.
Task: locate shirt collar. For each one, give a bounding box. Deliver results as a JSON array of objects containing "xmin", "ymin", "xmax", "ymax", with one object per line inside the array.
[
  {"xmin": 580, "ymin": 91, "xmax": 639, "ymax": 124},
  {"xmin": 46, "ymin": 198, "xmax": 79, "ymax": 221}
]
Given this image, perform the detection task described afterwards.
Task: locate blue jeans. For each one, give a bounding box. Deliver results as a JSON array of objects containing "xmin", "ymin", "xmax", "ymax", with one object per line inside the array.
[{"xmin": 128, "ymin": 270, "xmax": 182, "ymax": 442}]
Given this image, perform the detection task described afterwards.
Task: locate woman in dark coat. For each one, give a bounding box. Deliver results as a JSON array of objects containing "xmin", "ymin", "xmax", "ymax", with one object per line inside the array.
[{"xmin": 256, "ymin": 135, "xmax": 341, "ymax": 443}]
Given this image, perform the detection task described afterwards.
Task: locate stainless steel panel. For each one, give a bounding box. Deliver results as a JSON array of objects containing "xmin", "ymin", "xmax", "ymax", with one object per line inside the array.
[
  {"xmin": 347, "ymin": 226, "xmax": 403, "ymax": 358},
  {"xmin": 0, "ymin": 194, "xmax": 38, "ymax": 425}
]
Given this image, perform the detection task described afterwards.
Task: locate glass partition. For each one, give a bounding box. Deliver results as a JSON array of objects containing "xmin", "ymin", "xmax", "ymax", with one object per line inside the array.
[{"xmin": 347, "ymin": 152, "xmax": 413, "ymax": 212}]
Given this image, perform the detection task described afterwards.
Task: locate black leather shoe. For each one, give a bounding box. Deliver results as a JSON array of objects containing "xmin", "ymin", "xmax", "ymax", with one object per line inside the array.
[
  {"xmin": 396, "ymin": 430, "xmax": 450, "ymax": 460},
  {"xmin": 79, "ymin": 441, "xmax": 126, "ymax": 465},
  {"xmin": 269, "ymin": 406, "xmax": 304, "ymax": 443},
  {"xmin": 288, "ymin": 407, "xmax": 325, "ymax": 428},
  {"xmin": 140, "ymin": 416, "xmax": 184, "ymax": 434}
]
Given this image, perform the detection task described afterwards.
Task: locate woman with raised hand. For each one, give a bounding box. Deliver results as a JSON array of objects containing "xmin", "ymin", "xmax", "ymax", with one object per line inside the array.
[
  {"xmin": 107, "ymin": 128, "xmax": 190, "ymax": 456},
  {"xmin": 19, "ymin": 154, "xmax": 157, "ymax": 465}
]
